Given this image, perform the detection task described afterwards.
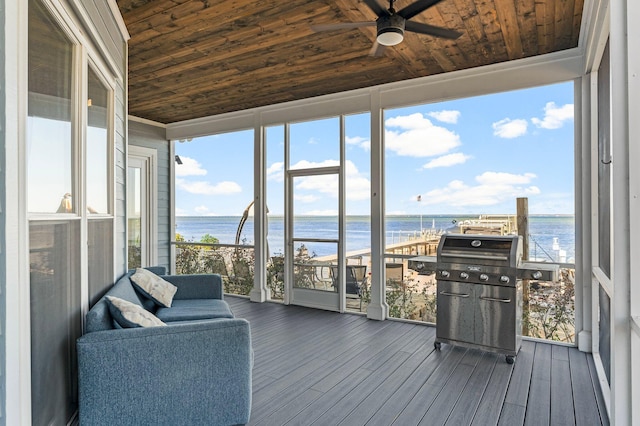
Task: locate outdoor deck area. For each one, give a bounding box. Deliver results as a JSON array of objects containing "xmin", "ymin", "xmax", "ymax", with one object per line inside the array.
[{"xmin": 226, "ymin": 296, "xmax": 609, "ymax": 426}]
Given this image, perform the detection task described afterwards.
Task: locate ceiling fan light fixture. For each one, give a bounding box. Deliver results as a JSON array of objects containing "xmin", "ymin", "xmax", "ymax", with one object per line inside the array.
[
  {"xmin": 377, "ymin": 28, "xmax": 404, "ymax": 46},
  {"xmin": 376, "ymin": 14, "xmax": 405, "ymax": 46}
]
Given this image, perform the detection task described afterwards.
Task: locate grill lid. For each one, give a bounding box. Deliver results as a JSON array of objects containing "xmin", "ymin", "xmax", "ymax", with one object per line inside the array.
[{"xmin": 437, "ymin": 234, "xmax": 522, "ymax": 269}]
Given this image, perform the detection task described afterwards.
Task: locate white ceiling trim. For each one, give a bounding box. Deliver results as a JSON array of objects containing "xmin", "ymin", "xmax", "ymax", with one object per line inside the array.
[{"xmin": 167, "ymin": 47, "xmax": 584, "ymax": 141}]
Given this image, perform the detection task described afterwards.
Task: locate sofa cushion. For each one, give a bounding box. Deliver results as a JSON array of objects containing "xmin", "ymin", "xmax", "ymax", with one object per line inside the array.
[
  {"xmin": 155, "ymin": 299, "xmax": 234, "ymax": 322},
  {"xmin": 106, "ymin": 296, "xmax": 166, "ymax": 328},
  {"xmin": 130, "ymin": 268, "xmax": 178, "ymax": 308},
  {"xmin": 85, "ymin": 275, "xmax": 147, "ymax": 333}
]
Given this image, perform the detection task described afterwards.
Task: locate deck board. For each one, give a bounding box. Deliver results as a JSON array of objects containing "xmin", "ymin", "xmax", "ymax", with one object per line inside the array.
[
  {"xmin": 225, "ymin": 296, "xmax": 608, "ymax": 426},
  {"xmin": 524, "ymin": 344, "xmax": 552, "ymax": 426}
]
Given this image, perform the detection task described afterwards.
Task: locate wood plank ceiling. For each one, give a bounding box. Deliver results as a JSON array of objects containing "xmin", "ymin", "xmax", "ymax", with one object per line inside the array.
[{"xmin": 117, "ymin": 0, "xmax": 584, "ymax": 124}]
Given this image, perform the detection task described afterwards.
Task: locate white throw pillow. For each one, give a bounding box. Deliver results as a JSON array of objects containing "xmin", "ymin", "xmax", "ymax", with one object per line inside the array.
[
  {"xmin": 130, "ymin": 268, "xmax": 178, "ymax": 308},
  {"xmin": 105, "ymin": 296, "xmax": 166, "ymax": 328}
]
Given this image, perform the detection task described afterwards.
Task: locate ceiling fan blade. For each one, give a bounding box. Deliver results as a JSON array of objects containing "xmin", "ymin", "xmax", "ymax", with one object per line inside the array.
[
  {"xmin": 397, "ymin": 0, "xmax": 444, "ymax": 20},
  {"xmin": 310, "ymin": 21, "xmax": 376, "ymax": 32},
  {"xmin": 405, "ymin": 21, "xmax": 462, "ymax": 39},
  {"xmin": 368, "ymin": 41, "xmax": 386, "ymax": 57},
  {"xmin": 362, "ymin": 0, "xmax": 389, "ymax": 17}
]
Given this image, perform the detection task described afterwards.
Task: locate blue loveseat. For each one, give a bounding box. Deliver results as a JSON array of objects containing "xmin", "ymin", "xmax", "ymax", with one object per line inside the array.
[{"xmin": 77, "ymin": 269, "xmax": 252, "ymax": 425}]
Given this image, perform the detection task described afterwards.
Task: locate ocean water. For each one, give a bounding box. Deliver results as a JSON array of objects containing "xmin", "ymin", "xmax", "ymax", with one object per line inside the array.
[{"xmin": 176, "ymin": 215, "xmax": 576, "ymax": 263}]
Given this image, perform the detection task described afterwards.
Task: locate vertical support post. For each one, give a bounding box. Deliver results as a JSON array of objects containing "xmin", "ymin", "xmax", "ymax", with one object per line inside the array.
[
  {"xmin": 610, "ymin": 0, "xmax": 635, "ymax": 422},
  {"xmin": 367, "ymin": 88, "xmax": 388, "ymax": 320},
  {"xmin": 517, "ymin": 197, "xmax": 529, "ymax": 336},
  {"xmin": 577, "ymin": 75, "xmax": 592, "ymax": 352},
  {"xmin": 250, "ymin": 112, "xmax": 268, "ymax": 302}
]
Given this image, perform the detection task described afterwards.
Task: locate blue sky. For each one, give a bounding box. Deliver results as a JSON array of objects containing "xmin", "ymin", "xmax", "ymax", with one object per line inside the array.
[{"xmin": 175, "ymin": 81, "xmax": 575, "ymax": 216}]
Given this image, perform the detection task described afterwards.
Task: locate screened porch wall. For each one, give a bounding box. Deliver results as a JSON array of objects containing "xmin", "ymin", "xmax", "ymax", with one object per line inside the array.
[{"xmin": 128, "ymin": 120, "xmax": 171, "ymax": 271}]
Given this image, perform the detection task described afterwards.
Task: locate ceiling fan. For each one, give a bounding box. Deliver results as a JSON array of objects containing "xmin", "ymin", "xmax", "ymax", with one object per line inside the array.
[{"xmin": 311, "ymin": 0, "xmax": 462, "ymax": 56}]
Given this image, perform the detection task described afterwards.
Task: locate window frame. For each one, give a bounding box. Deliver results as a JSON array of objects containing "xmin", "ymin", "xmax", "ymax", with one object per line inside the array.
[{"xmin": 23, "ymin": 0, "xmax": 118, "ymax": 423}]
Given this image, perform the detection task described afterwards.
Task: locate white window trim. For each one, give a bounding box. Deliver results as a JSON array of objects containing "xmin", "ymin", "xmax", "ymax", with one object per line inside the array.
[{"xmin": 6, "ymin": 0, "xmax": 31, "ymax": 424}]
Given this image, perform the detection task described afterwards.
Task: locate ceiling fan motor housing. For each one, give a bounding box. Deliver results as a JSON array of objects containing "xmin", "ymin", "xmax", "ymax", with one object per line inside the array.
[{"xmin": 376, "ymin": 14, "xmax": 405, "ymax": 45}]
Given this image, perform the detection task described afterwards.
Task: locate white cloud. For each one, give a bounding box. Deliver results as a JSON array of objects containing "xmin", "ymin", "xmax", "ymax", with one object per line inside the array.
[
  {"xmin": 175, "ymin": 208, "xmax": 188, "ymax": 216},
  {"xmin": 422, "ymin": 153, "xmax": 471, "ymax": 169},
  {"xmin": 291, "ymin": 159, "xmax": 339, "ymax": 169},
  {"xmin": 476, "ymin": 171, "xmax": 537, "ymax": 185},
  {"xmin": 175, "ymin": 156, "xmax": 207, "ymax": 177},
  {"xmin": 492, "ymin": 118, "xmax": 528, "ymax": 139},
  {"xmin": 292, "ymin": 160, "xmax": 370, "ymax": 201},
  {"xmin": 294, "ymin": 194, "xmax": 319, "ymax": 203},
  {"xmin": 531, "ymin": 102, "xmax": 574, "ymax": 129},
  {"xmin": 267, "ymin": 161, "xmax": 284, "ymax": 182},
  {"xmin": 304, "ymin": 209, "xmax": 338, "ymax": 216},
  {"xmin": 345, "ymin": 160, "xmax": 370, "ymax": 200},
  {"xmin": 385, "ymin": 113, "xmax": 461, "ymax": 157},
  {"xmin": 308, "ymin": 137, "xmax": 319, "ymax": 145},
  {"xmin": 422, "ymin": 172, "xmax": 540, "ymax": 207},
  {"xmin": 427, "ymin": 110, "xmax": 461, "ymax": 124},
  {"xmin": 346, "ymin": 135, "xmax": 370, "ymax": 150},
  {"xmin": 194, "ymin": 205, "xmax": 209, "ymax": 214},
  {"xmin": 176, "ymin": 178, "xmax": 242, "ymax": 195}
]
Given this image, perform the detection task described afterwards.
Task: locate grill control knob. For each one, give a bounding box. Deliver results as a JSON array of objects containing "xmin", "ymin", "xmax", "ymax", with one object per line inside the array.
[
  {"xmin": 479, "ymin": 273, "xmax": 489, "ymax": 281},
  {"xmin": 460, "ymin": 272, "xmax": 469, "ymax": 279},
  {"xmin": 532, "ymin": 271, "xmax": 543, "ymax": 280},
  {"xmin": 441, "ymin": 270, "xmax": 450, "ymax": 278},
  {"xmin": 500, "ymin": 275, "xmax": 510, "ymax": 284}
]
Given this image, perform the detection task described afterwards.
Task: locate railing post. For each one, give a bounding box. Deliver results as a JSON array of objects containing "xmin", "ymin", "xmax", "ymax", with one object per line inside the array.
[{"xmin": 517, "ymin": 197, "xmax": 530, "ymax": 336}]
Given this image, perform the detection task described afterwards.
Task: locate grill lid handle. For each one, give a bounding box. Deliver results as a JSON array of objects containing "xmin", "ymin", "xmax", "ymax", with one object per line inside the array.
[{"xmin": 439, "ymin": 252, "xmax": 509, "ymax": 261}]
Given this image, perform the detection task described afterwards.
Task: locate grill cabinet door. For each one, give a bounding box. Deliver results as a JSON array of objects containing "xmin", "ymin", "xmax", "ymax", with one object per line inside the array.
[
  {"xmin": 436, "ymin": 281, "xmax": 475, "ymax": 344},
  {"xmin": 475, "ymin": 285, "xmax": 517, "ymax": 351}
]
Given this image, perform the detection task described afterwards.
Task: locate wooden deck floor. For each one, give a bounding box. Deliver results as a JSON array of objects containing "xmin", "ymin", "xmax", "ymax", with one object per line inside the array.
[{"xmin": 226, "ymin": 296, "xmax": 609, "ymax": 426}]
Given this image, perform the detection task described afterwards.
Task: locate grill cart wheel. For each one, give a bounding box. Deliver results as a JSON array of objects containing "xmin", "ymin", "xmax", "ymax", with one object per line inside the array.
[
  {"xmin": 506, "ymin": 355, "xmax": 515, "ymax": 364},
  {"xmin": 434, "ymin": 341, "xmax": 441, "ymax": 350}
]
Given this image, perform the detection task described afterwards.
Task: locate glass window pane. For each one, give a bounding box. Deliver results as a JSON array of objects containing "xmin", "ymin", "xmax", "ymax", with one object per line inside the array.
[
  {"xmin": 87, "ymin": 67, "xmax": 110, "ymax": 214},
  {"xmin": 290, "ymin": 117, "xmax": 339, "ymax": 169},
  {"xmin": 28, "ymin": 1, "xmax": 74, "ymax": 214},
  {"xmin": 128, "ymin": 166, "xmax": 142, "ymax": 268},
  {"xmin": 29, "ymin": 221, "xmax": 81, "ymax": 425},
  {"xmin": 88, "ymin": 219, "xmax": 114, "ymax": 307}
]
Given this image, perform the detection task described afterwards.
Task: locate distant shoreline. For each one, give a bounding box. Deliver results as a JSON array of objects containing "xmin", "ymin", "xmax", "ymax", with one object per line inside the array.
[{"xmin": 176, "ymin": 214, "xmax": 576, "ymax": 218}]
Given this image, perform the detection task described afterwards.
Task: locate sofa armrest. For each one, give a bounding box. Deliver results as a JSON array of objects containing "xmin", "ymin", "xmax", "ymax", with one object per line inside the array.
[
  {"xmin": 162, "ymin": 273, "xmax": 224, "ymax": 300},
  {"xmin": 77, "ymin": 318, "xmax": 252, "ymax": 425}
]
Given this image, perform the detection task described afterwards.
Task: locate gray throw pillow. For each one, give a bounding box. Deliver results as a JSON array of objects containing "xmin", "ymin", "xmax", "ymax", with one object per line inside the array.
[
  {"xmin": 130, "ymin": 268, "xmax": 178, "ymax": 308},
  {"xmin": 105, "ymin": 296, "xmax": 166, "ymax": 328}
]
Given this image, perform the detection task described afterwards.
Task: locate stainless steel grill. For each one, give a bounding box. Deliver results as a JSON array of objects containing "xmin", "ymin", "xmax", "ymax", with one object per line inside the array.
[{"xmin": 408, "ymin": 234, "xmax": 558, "ymax": 364}]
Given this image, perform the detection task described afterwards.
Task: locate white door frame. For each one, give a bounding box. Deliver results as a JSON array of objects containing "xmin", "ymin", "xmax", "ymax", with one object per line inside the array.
[
  {"xmin": 128, "ymin": 146, "xmax": 158, "ymax": 267},
  {"xmin": 285, "ymin": 166, "xmax": 344, "ymax": 312}
]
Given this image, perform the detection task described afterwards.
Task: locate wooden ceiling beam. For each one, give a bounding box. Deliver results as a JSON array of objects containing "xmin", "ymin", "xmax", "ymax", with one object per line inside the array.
[{"xmin": 494, "ymin": 0, "xmax": 524, "ymax": 59}]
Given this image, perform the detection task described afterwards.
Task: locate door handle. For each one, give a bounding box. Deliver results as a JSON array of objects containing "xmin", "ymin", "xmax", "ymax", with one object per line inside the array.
[
  {"xmin": 440, "ymin": 291, "xmax": 470, "ymax": 298},
  {"xmin": 479, "ymin": 296, "xmax": 511, "ymax": 303}
]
